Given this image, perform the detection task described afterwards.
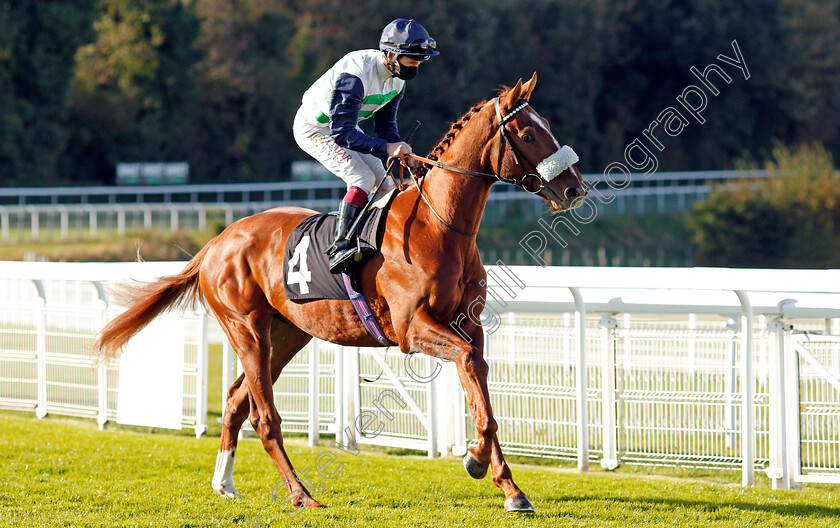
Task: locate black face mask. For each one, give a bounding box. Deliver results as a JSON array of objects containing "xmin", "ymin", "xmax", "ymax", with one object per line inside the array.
[{"xmin": 390, "ymin": 61, "xmax": 419, "ymax": 80}]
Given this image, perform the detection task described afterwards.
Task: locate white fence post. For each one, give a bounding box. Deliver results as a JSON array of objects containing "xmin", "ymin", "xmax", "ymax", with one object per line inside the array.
[
  {"xmin": 94, "ymin": 282, "xmax": 109, "ymax": 430},
  {"xmin": 1, "ymin": 208, "xmax": 8, "ymax": 241},
  {"xmin": 117, "ymin": 207, "xmax": 126, "ymax": 236},
  {"xmin": 426, "ymin": 354, "xmax": 438, "ymax": 459},
  {"xmin": 725, "ymin": 317, "xmax": 740, "ymax": 448},
  {"xmin": 451, "ymin": 357, "xmax": 468, "ymax": 456},
  {"xmin": 569, "ymin": 287, "xmax": 589, "ymax": 471},
  {"xmin": 33, "ymin": 279, "xmax": 47, "ymax": 419},
  {"xmin": 143, "ymin": 206, "xmax": 152, "ymax": 230},
  {"xmin": 197, "ymin": 205, "xmax": 207, "ymax": 232},
  {"xmin": 734, "ymin": 290, "xmax": 755, "ymax": 486},
  {"xmin": 599, "ymin": 313, "xmax": 619, "ymax": 470},
  {"xmin": 832, "ymin": 318, "xmax": 840, "ymax": 378},
  {"xmin": 170, "ymin": 207, "xmax": 179, "ymax": 232},
  {"xmin": 335, "ymin": 345, "xmax": 345, "ymax": 445},
  {"xmin": 688, "ymin": 313, "xmax": 697, "ymax": 374},
  {"xmin": 350, "ymin": 348, "xmax": 361, "ymax": 438},
  {"xmin": 59, "ymin": 208, "xmax": 69, "ymax": 240},
  {"xmin": 308, "ymin": 340, "xmax": 320, "ymax": 447},
  {"xmin": 29, "ymin": 207, "xmax": 39, "ymax": 240},
  {"xmin": 766, "ymin": 317, "xmax": 791, "ymax": 489},
  {"xmin": 88, "ymin": 208, "xmax": 97, "ymax": 238},
  {"xmin": 784, "ymin": 331, "xmax": 803, "ymax": 489},
  {"xmin": 507, "ymin": 312, "xmax": 515, "ymax": 361},
  {"xmin": 195, "ymin": 311, "xmax": 209, "ymax": 438}
]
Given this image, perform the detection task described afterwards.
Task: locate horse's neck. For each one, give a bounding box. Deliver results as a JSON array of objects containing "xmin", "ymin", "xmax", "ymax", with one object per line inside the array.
[{"xmin": 421, "ymin": 127, "xmax": 496, "ymax": 239}]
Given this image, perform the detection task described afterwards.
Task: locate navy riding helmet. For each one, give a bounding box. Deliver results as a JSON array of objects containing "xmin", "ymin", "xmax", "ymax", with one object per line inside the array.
[{"xmin": 379, "ymin": 18, "xmax": 439, "ymax": 60}]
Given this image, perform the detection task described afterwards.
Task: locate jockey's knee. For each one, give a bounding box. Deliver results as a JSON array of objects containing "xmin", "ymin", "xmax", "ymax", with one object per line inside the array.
[{"xmin": 345, "ymin": 172, "xmax": 375, "ymax": 196}]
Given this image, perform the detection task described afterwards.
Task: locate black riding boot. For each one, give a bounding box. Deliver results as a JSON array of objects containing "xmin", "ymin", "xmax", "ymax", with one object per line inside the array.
[{"xmin": 327, "ymin": 201, "xmax": 362, "ymax": 274}]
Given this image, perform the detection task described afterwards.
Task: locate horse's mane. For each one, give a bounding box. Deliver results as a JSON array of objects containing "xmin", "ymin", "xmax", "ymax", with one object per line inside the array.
[{"xmin": 413, "ymin": 85, "xmax": 517, "ymax": 178}]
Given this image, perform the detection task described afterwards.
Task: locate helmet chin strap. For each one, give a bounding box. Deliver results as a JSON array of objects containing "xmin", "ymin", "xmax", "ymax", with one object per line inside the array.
[{"xmin": 384, "ymin": 52, "xmax": 400, "ymax": 77}]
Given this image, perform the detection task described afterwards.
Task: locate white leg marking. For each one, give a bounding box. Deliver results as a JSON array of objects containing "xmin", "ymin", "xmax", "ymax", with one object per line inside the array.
[{"xmin": 211, "ymin": 448, "xmax": 239, "ymax": 498}]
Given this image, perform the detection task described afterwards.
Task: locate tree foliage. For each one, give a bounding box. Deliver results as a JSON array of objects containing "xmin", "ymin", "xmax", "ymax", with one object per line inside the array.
[
  {"xmin": 0, "ymin": 0, "xmax": 96, "ymax": 185},
  {"xmin": 61, "ymin": 0, "xmax": 203, "ymax": 183},
  {"xmin": 2, "ymin": 0, "xmax": 840, "ymax": 185},
  {"xmin": 690, "ymin": 143, "xmax": 840, "ymax": 267}
]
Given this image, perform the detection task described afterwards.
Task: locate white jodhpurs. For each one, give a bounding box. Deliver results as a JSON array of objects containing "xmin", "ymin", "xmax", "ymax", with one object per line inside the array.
[{"xmin": 293, "ymin": 108, "xmax": 396, "ymax": 197}]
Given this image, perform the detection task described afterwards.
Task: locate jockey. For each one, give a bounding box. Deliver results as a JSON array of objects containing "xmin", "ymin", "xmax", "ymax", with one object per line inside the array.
[{"xmin": 293, "ymin": 18, "xmax": 439, "ymax": 274}]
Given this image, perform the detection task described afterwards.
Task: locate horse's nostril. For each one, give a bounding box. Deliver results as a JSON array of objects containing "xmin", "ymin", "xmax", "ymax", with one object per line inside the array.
[{"xmin": 564, "ymin": 187, "xmax": 581, "ymax": 200}]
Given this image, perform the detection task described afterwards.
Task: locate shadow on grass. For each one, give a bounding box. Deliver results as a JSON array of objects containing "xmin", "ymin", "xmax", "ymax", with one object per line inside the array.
[{"xmin": 539, "ymin": 493, "xmax": 840, "ymax": 521}]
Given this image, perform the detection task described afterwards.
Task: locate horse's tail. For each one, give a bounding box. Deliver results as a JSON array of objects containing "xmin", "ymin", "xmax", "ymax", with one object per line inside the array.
[{"xmin": 94, "ymin": 244, "xmax": 210, "ymax": 365}]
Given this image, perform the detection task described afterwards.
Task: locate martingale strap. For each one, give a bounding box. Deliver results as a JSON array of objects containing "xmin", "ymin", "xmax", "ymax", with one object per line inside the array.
[{"xmin": 342, "ymin": 272, "xmax": 396, "ymax": 346}]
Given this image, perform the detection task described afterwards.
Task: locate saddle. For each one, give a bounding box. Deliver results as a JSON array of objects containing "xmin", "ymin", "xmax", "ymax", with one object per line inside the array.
[{"xmin": 283, "ymin": 189, "xmax": 397, "ymax": 302}]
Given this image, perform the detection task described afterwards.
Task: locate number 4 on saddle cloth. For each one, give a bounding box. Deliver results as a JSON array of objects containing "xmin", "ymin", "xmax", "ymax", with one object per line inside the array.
[{"xmin": 283, "ymin": 189, "xmax": 398, "ymax": 346}]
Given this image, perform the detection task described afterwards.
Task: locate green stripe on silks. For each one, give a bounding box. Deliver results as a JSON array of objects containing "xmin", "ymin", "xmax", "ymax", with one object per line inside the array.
[
  {"xmin": 314, "ymin": 90, "xmax": 400, "ymax": 124},
  {"xmin": 361, "ymin": 90, "xmax": 399, "ymax": 105}
]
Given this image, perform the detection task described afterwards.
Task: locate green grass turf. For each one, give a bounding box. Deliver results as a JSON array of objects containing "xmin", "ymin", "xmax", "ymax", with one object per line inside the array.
[{"xmin": 1, "ymin": 411, "xmax": 839, "ymax": 527}]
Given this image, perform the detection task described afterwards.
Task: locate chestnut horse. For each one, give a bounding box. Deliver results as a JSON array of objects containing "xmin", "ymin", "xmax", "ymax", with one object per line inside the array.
[{"xmin": 94, "ymin": 73, "xmax": 587, "ymax": 513}]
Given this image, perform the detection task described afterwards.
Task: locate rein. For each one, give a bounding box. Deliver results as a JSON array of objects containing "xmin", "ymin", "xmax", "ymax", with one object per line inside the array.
[
  {"xmin": 407, "ymin": 163, "xmax": 479, "ymax": 237},
  {"xmin": 404, "ymin": 96, "xmax": 546, "ymax": 236}
]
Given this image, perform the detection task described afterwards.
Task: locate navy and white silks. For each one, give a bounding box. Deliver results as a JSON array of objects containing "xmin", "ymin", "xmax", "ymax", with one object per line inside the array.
[{"xmin": 293, "ymin": 50, "xmax": 404, "ymax": 195}]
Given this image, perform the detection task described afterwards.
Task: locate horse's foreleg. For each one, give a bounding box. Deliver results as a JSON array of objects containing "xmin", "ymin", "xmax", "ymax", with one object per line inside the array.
[
  {"xmin": 455, "ymin": 336, "xmax": 533, "ymax": 512},
  {"xmin": 404, "ymin": 309, "xmax": 532, "ymax": 511},
  {"xmin": 405, "ymin": 310, "xmax": 495, "ymax": 468}
]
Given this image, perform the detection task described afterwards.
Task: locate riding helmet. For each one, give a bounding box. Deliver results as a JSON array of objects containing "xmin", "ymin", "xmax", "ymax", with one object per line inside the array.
[{"xmin": 379, "ymin": 19, "xmax": 439, "ymax": 59}]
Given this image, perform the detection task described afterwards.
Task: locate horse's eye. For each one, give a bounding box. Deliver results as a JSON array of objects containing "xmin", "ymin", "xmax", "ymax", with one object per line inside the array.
[{"xmin": 522, "ymin": 133, "xmax": 534, "ymax": 143}]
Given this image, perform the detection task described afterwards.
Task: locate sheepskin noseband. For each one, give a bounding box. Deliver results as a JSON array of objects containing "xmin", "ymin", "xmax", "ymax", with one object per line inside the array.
[{"xmin": 536, "ymin": 146, "xmax": 578, "ymax": 182}]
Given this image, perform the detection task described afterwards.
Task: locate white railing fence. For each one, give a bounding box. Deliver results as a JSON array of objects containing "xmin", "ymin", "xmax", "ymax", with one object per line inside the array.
[
  {"xmin": 0, "ymin": 170, "xmax": 767, "ymax": 207},
  {"xmin": 0, "ymin": 170, "xmax": 776, "ymax": 244},
  {"xmin": 0, "ymin": 264, "xmax": 209, "ymax": 436},
  {"xmin": 1, "ymin": 262, "xmax": 839, "ymax": 491}
]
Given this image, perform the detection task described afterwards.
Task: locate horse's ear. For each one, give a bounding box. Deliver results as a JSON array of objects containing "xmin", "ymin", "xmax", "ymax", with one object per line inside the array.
[
  {"xmin": 521, "ymin": 72, "xmax": 537, "ymax": 101},
  {"xmin": 503, "ymin": 78, "xmax": 524, "ymax": 111}
]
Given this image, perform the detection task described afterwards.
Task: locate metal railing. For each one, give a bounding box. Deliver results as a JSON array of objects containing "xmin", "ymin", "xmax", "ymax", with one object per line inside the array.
[
  {"xmin": 0, "ymin": 170, "xmax": 767, "ymax": 206},
  {"xmin": 0, "ymin": 170, "xmax": 772, "ymax": 243},
  {"xmin": 1, "ymin": 262, "xmax": 839, "ymax": 489}
]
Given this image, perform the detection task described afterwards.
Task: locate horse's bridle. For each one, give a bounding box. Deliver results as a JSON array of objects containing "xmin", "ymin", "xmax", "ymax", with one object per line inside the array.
[
  {"xmin": 406, "ymin": 97, "xmax": 556, "ymax": 236},
  {"xmin": 493, "ymin": 98, "xmax": 548, "ymax": 195}
]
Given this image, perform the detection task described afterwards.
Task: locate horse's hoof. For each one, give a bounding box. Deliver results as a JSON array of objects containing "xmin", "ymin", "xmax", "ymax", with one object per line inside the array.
[
  {"xmin": 505, "ymin": 493, "xmax": 535, "ymax": 513},
  {"xmin": 463, "ymin": 452, "xmax": 489, "ymax": 479},
  {"xmin": 211, "ymin": 482, "xmax": 240, "ymax": 499}
]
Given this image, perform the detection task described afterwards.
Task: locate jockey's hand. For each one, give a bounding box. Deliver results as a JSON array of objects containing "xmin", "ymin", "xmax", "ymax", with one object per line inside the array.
[{"xmin": 386, "ymin": 141, "xmax": 412, "ymax": 160}]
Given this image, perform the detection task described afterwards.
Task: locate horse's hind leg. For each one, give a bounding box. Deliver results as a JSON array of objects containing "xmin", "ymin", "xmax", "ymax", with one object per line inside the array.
[
  {"xmin": 212, "ymin": 373, "xmax": 247, "ymax": 497},
  {"xmin": 211, "ymin": 315, "xmax": 319, "ymax": 506}
]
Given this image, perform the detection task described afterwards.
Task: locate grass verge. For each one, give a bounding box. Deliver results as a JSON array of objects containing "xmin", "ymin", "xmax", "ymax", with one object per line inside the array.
[
  {"xmin": 0, "ymin": 229, "xmax": 214, "ymax": 262},
  {"xmin": 1, "ymin": 410, "xmax": 838, "ymax": 527}
]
